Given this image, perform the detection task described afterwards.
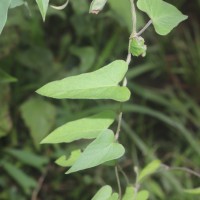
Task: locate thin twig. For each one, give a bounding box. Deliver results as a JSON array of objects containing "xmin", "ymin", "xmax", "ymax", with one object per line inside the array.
[
  {"xmin": 114, "ymin": 1, "xmax": 137, "ymax": 197},
  {"xmin": 136, "ymin": 20, "xmax": 152, "ymax": 36},
  {"xmin": 115, "ymin": 166, "xmax": 122, "ymax": 200},
  {"xmin": 31, "ymin": 166, "xmax": 49, "ymax": 200},
  {"xmin": 115, "ymin": 112, "xmax": 123, "ymax": 140},
  {"xmin": 118, "ymin": 165, "xmax": 130, "ymax": 185}
]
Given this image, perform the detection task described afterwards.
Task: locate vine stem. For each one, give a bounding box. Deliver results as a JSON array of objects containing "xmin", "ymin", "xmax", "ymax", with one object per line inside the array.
[
  {"xmin": 115, "ymin": 0, "xmax": 136, "ymax": 140},
  {"xmin": 115, "ymin": 166, "xmax": 122, "ymax": 199},
  {"xmin": 130, "ymin": 0, "xmax": 137, "ymax": 36},
  {"xmin": 114, "ymin": 1, "xmax": 137, "ymax": 199},
  {"xmin": 136, "ymin": 20, "xmax": 152, "ymax": 36}
]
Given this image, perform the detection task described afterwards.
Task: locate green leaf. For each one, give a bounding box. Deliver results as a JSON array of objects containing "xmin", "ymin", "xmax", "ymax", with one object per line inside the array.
[
  {"xmin": 109, "ymin": 0, "xmax": 132, "ymax": 31},
  {"xmin": 55, "ymin": 149, "xmax": 81, "ymax": 167},
  {"xmin": 138, "ymin": 160, "xmax": 161, "ymax": 182},
  {"xmin": 36, "ymin": 60, "xmax": 130, "ymax": 102},
  {"xmin": 137, "ymin": 0, "xmax": 188, "ymax": 35},
  {"xmin": 41, "ymin": 110, "xmax": 115, "ymax": 144},
  {"xmin": 89, "ymin": 0, "xmax": 108, "ymax": 14},
  {"xmin": 0, "ymin": 0, "xmax": 11, "ymax": 34},
  {"xmin": 20, "ymin": 97, "xmax": 56, "ymax": 148},
  {"xmin": 70, "ymin": 46, "xmax": 96, "ymax": 73},
  {"xmin": 184, "ymin": 188, "xmax": 200, "ymax": 195},
  {"xmin": 3, "ymin": 162, "xmax": 37, "ymax": 194},
  {"xmin": 130, "ymin": 36, "xmax": 147, "ymax": 57},
  {"xmin": 10, "ymin": 0, "xmax": 25, "ymax": 8},
  {"xmin": 0, "ymin": 86, "xmax": 12, "ymax": 138},
  {"xmin": 6, "ymin": 149, "xmax": 48, "ymax": 170},
  {"xmin": 109, "ymin": 0, "xmax": 144, "ymax": 32},
  {"xmin": 92, "ymin": 185, "xmax": 112, "ymax": 200},
  {"xmin": 108, "ymin": 193, "xmax": 119, "ymax": 200},
  {"xmin": 122, "ymin": 187, "xmax": 149, "ymax": 200},
  {"xmin": 0, "ymin": 69, "xmax": 17, "ymax": 83},
  {"xmin": 36, "ymin": 0, "xmax": 49, "ymax": 21},
  {"xmin": 66, "ymin": 129, "xmax": 125, "ymax": 174},
  {"xmin": 122, "ymin": 186, "xmax": 134, "ymax": 200},
  {"xmin": 136, "ymin": 191, "xmax": 149, "ymax": 200}
]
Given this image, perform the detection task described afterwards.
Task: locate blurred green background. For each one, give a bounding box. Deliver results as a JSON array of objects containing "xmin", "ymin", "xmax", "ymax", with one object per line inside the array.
[{"xmin": 0, "ymin": 0, "xmax": 200, "ymax": 199}]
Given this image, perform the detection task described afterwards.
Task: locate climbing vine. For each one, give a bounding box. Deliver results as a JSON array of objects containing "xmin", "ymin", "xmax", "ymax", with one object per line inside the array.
[{"xmin": 2, "ymin": 0, "xmax": 200, "ymax": 199}]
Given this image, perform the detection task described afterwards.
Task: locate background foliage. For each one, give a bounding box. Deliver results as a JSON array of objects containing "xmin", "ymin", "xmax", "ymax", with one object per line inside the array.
[{"xmin": 0, "ymin": 0, "xmax": 200, "ymax": 199}]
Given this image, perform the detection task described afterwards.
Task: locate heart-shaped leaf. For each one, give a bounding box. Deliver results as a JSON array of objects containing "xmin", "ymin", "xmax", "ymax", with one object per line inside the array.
[
  {"xmin": 66, "ymin": 129, "xmax": 125, "ymax": 174},
  {"xmin": 41, "ymin": 110, "xmax": 115, "ymax": 144},
  {"xmin": 137, "ymin": 0, "xmax": 188, "ymax": 35},
  {"xmin": 36, "ymin": 60, "xmax": 130, "ymax": 102}
]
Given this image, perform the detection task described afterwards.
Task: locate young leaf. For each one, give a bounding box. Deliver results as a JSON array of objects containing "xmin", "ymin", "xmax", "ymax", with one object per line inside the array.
[
  {"xmin": 36, "ymin": 60, "xmax": 130, "ymax": 102},
  {"xmin": 66, "ymin": 129, "xmax": 125, "ymax": 174},
  {"xmin": 0, "ymin": 0, "xmax": 11, "ymax": 34},
  {"xmin": 130, "ymin": 36, "xmax": 147, "ymax": 57},
  {"xmin": 92, "ymin": 185, "xmax": 112, "ymax": 200},
  {"xmin": 122, "ymin": 186, "xmax": 134, "ymax": 200},
  {"xmin": 35, "ymin": 0, "xmax": 49, "ymax": 21},
  {"xmin": 41, "ymin": 110, "xmax": 115, "ymax": 144},
  {"xmin": 55, "ymin": 149, "xmax": 81, "ymax": 167},
  {"xmin": 137, "ymin": 0, "xmax": 188, "ymax": 35},
  {"xmin": 89, "ymin": 0, "xmax": 108, "ymax": 14},
  {"xmin": 138, "ymin": 160, "xmax": 161, "ymax": 182},
  {"xmin": 184, "ymin": 188, "xmax": 200, "ymax": 195}
]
